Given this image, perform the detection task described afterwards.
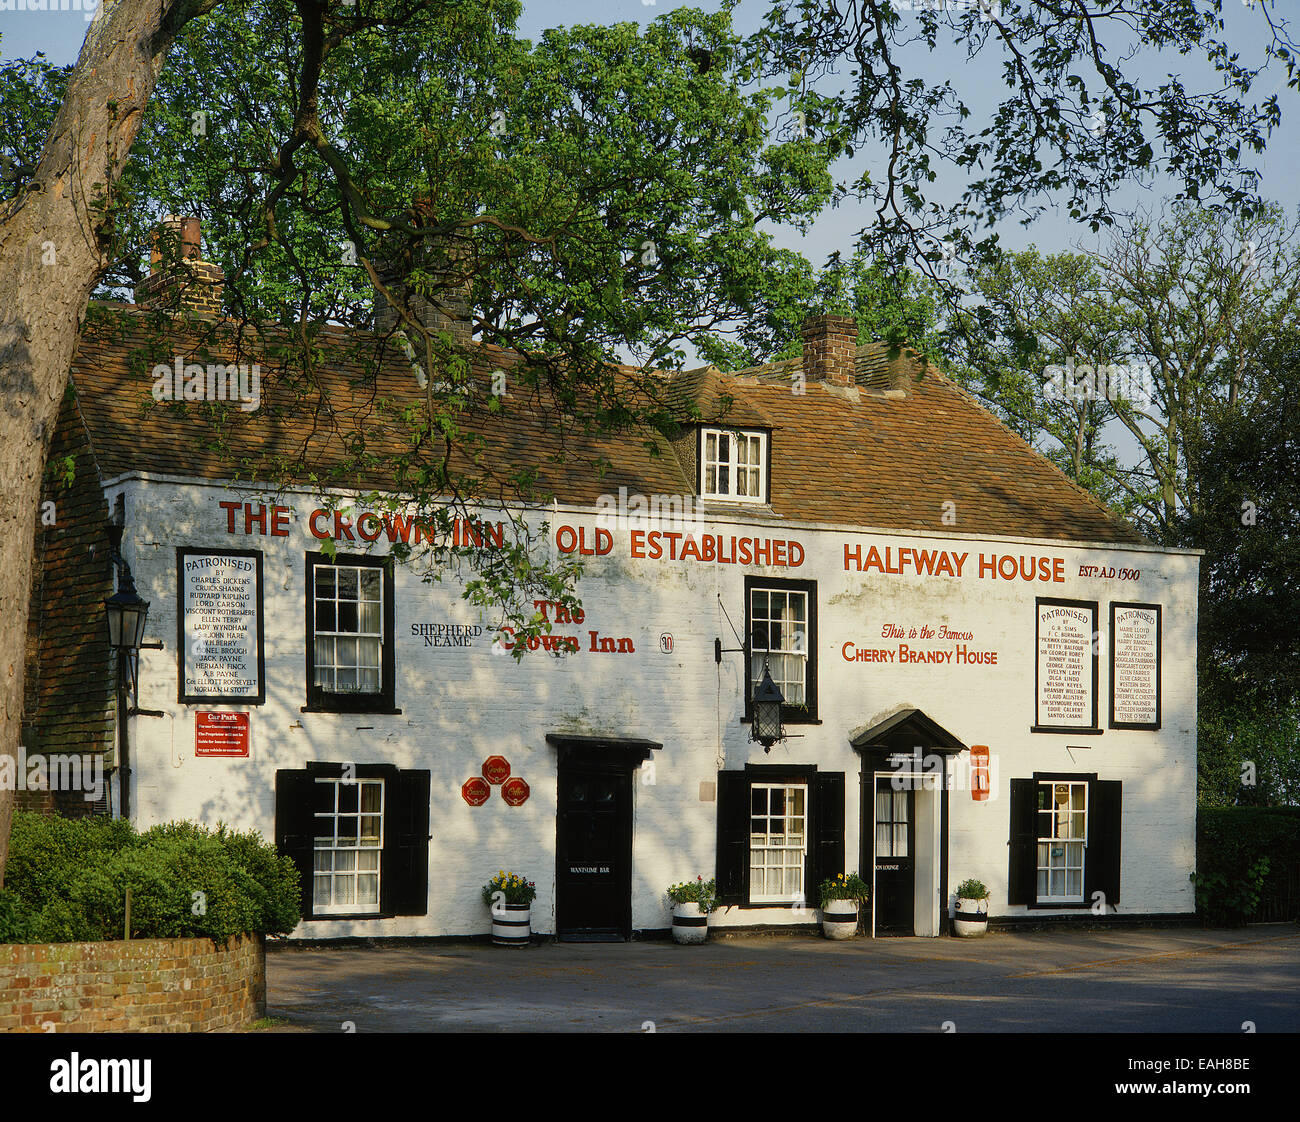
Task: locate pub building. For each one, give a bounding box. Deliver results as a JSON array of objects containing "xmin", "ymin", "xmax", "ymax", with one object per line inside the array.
[{"xmin": 22, "ymin": 222, "xmax": 1198, "ymax": 939}]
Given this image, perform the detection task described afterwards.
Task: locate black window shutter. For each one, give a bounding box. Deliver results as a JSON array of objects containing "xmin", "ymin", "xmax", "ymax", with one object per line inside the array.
[
  {"xmin": 1084, "ymin": 780, "xmax": 1122, "ymax": 907},
  {"xmin": 716, "ymin": 771, "xmax": 750, "ymax": 904},
  {"xmin": 384, "ymin": 769, "xmax": 431, "ymax": 916},
  {"xmin": 811, "ymin": 772, "xmax": 845, "ymax": 906},
  {"xmin": 275, "ymin": 769, "xmax": 318, "ymax": 920},
  {"xmin": 1007, "ymin": 778, "xmax": 1037, "ymax": 905}
]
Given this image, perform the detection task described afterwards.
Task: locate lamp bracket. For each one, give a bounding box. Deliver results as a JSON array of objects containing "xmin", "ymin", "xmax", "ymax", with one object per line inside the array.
[{"xmin": 714, "ymin": 637, "xmax": 746, "ymax": 664}]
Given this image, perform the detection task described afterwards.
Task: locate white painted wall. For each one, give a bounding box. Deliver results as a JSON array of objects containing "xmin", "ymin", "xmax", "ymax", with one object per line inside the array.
[{"xmin": 108, "ymin": 474, "xmax": 1199, "ymax": 938}]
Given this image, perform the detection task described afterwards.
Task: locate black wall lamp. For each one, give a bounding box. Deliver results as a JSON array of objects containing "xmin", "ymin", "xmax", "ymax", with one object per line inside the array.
[
  {"xmin": 104, "ymin": 498, "xmax": 164, "ymax": 820},
  {"xmin": 716, "ymin": 595, "xmax": 788, "ymax": 753}
]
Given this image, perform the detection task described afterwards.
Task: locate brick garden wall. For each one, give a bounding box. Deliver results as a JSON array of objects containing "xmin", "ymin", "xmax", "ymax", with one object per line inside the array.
[{"xmin": 0, "ymin": 934, "xmax": 265, "ymax": 1032}]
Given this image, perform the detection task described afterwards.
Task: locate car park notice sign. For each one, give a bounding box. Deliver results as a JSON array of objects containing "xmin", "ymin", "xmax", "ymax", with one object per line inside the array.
[{"xmin": 195, "ymin": 711, "xmax": 250, "ymax": 757}]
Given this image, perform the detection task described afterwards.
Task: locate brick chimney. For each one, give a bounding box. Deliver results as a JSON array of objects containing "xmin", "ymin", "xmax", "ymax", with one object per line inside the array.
[
  {"xmin": 373, "ymin": 205, "xmax": 473, "ymax": 345},
  {"xmin": 801, "ymin": 313, "xmax": 858, "ymax": 387},
  {"xmin": 134, "ymin": 216, "xmax": 225, "ymax": 317}
]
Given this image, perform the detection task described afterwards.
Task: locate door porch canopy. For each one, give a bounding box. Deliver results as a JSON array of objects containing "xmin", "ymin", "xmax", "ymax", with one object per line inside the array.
[{"xmin": 850, "ymin": 708, "xmax": 967, "ymax": 759}]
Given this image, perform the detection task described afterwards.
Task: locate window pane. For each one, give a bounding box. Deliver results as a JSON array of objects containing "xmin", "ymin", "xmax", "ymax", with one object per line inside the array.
[
  {"xmin": 338, "ymin": 568, "xmax": 358, "ymax": 598},
  {"xmin": 316, "ymin": 600, "xmax": 336, "ymax": 632},
  {"xmin": 359, "ymin": 600, "xmax": 381, "ymax": 634},
  {"xmin": 360, "ymin": 568, "xmax": 382, "ymax": 598},
  {"xmin": 356, "ymin": 875, "xmax": 379, "ymax": 906},
  {"xmin": 338, "ymin": 601, "xmax": 358, "ymax": 633},
  {"xmin": 705, "ymin": 465, "xmax": 717, "ymax": 493},
  {"xmin": 316, "ymin": 567, "xmax": 335, "ymax": 595},
  {"xmin": 313, "ymin": 640, "xmax": 334, "ymax": 689}
]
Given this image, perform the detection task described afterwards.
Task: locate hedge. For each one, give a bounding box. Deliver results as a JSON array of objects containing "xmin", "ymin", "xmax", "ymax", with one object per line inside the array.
[
  {"xmin": 1194, "ymin": 807, "xmax": 1300, "ymax": 925},
  {"xmin": 0, "ymin": 813, "xmax": 301, "ymax": 944}
]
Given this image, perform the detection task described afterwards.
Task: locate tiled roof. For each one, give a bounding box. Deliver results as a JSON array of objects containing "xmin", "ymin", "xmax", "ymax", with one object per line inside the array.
[{"xmin": 64, "ymin": 304, "xmax": 1146, "ymax": 545}]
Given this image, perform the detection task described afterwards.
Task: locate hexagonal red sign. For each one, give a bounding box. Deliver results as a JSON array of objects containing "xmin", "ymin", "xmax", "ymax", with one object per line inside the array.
[
  {"xmin": 501, "ymin": 777, "xmax": 530, "ymax": 806},
  {"xmin": 482, "ymin": 755, "xmax": 511, "ymax": 785},
  {"xmin": 461, "ymin": 777, "xmax": 491, "ymax": 806}
]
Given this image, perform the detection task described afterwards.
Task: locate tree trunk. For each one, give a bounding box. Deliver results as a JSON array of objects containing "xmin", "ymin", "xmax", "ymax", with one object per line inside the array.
[{"xmin": 0, "ymin": 0, "xmax": 213, "ymax": 885}]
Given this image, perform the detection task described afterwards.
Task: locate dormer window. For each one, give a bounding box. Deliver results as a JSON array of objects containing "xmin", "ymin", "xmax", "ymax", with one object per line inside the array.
[{"xmin": 700, "ymin": 427, "xmax": 767, "ymax": 503}]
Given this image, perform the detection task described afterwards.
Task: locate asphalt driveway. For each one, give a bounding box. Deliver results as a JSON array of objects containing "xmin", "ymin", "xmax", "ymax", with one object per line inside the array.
[{"xmin": 263, "ymin": 924, "xmax": 1300, "ymax": 1033}]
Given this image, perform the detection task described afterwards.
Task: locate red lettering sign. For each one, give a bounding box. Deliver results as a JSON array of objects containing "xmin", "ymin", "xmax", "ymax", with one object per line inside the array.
[
  {"xmin": 501, "ymin": 777, "xmax": 530, "ymax": 806},
  {"xmin": 195, "ymin": 711, "xmax": 250, "ymax": 757},
  {"xmin": 461, "ymin": 777, "xmax": 491, "ymax": 806},
  {"xmin": 482, "ymin": 755, "xmax": 511, "ymax": 785},
  {"xmin": 970, "ymin": 745, "xmax": 990, "ymax": 802}
]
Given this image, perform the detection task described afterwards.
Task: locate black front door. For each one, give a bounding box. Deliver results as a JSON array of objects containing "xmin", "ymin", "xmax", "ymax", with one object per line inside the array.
[
  {"xmin": 874, "ymin": 778, "xmax": 915, "ymax": 934},
  {"xmin": 556, "ymin": 757, "xmax": 633, "ymax": 940}
]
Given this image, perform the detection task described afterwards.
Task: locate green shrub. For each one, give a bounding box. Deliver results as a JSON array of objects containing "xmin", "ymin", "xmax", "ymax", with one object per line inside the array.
[
  {"xmin": 0, "ymin": 812, "xmax": 301, "ymax": 944},
  {"xmin": 666, "ymin": 876, "xmax": 718, "ymax": 910},
  {"xmin": 0, "ymin": 889, "xmax": 29, "ymax": 943},
  {"xmin": 1194, "ymin": 807, "xmax": 1300, "ymax": 925}
]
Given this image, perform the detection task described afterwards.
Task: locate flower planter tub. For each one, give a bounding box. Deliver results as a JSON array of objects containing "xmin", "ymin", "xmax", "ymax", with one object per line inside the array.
[
  {"xmin": 953, "ymin": 897, "xmax": 989, "ymax": 937},
  {"xmin": 671, "ymin": 902, "xmax": 709, "ymax": 944},
  {"xmin": 821, "ymin": 900, "xmax": 858, "ymax": 939},
  {"xmin": 491, "ymin": 903, "xmax": 532, "ymax": 946}
]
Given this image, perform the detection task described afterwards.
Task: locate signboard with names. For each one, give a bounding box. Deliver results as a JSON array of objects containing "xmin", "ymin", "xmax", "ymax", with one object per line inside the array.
[
  {"xmin": 177, "ymin": 548, "xmax": 265, "ymax": 704},
  {"xmin": 1033, "ymin": 598, "xmax": 1099, "ymax": 733},
  {"xmin": 1110, "ymin": 602, "xmax": 1161, "ymax": 729}
]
